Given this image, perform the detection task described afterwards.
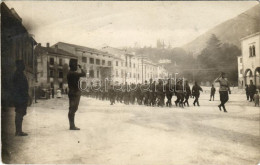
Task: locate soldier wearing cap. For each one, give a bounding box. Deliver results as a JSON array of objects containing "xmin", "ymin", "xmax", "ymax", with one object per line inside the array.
[
  {"xmin": 67, "ymin": 59, "xmax": 86, "ymax": 130},
  {"xmin": 214, "ymin": 72, "xmax": 231, "ymax": 112},
  {"xmin": 192, "ymin": 81, "xmax": 203, "ymax": 106},
  {"xmin": 175, "ymin": 78, "xmax": 184, "ymax": 107},
  {"xmin": 183, "ymin": 80, "xmax": 191, "ymax": 106},
  {"xmin": 13, "ymin": 60, "xmax": 29, "ymax": 136}
]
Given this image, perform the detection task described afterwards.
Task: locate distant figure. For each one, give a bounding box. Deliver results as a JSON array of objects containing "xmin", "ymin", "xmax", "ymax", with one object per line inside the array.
[
  {"xmin": 13, "ymin": 60, "xmax": 28, "ymax": 136},
  {"xmin": 183, "ymin": 80, "xmax": 191, "ymax": 107},
  {"xmin": 192, "ymin": 82, "xmax": 203, "ymax": 106},
  {"xmin": 51, "ymin": 88, "xmax": 54, "ymax": 98},
  {"xmin": 253, "ymin": 90, "xmax": 259, "ymax": 107},
  {"xmin": 214, "ymin": 72, "xmax": 231, "ymax": 113},
  {"xmin": 209, "ymin": 84, "xmax": 216, "ymax": 101},
  {"xmin": 245, "ymin": 84, "xmax": 249, "ymax": 100},
  {"xmin": 248, "ymin": 80, "xmax": 256, "ymax": 102},
  {"xmin": 67, "ymin": 59, "xmax": 86, "ymax": 130}
]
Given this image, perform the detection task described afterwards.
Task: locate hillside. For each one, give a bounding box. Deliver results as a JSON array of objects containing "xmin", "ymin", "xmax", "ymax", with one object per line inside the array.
[{"xmin": 182, "ymin": 4, "xmax": 260, "ymax": 56}]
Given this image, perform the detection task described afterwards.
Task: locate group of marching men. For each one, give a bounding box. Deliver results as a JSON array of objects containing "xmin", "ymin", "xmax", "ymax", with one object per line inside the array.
[{"xmin": 85, "ymin": 78, "xmax": 204, "ymax": 108}]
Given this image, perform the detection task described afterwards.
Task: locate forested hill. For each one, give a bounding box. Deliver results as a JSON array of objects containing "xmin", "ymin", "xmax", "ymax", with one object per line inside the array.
[{"xmin": 182, "ymin": 4, "xmax": 260, "ymax": 56}]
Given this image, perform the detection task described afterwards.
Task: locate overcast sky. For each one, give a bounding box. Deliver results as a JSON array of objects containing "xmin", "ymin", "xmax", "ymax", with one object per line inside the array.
[{"xmin": 5, "ymin": 1, "xmax": 259, "ymax": 49}]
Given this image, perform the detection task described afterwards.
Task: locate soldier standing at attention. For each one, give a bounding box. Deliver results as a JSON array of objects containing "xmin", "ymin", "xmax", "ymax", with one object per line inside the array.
[
  {"xmin": 192, "ymin": 82, "xmax": 203, "ymax": 106},
  {"xmin": 214, "ymin": 72, "xmax": 231, "ymax": 113},
  {"xmin": 209, "ymin": 84, "xmax": 216, "ymax": 101},
  {"xmin": 67, "ymin": 59, "xmax": 86, "ymax": 130},
  {"xmin": 13, "ymin": 60, "xmax": 29, "ymax": 136}
]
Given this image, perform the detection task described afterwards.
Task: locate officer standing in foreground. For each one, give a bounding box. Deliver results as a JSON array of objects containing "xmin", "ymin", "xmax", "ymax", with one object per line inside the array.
[
  {"xmin": 13, "ymin": 60, "xmax": 29, "ymax": 136},
  {"xmin": 67, "ymin": 59, "xmax": 86, "ymax": 130},
  {"xmin": 214, "ymin": 72, "xmax": 231, "ymax": 113}
]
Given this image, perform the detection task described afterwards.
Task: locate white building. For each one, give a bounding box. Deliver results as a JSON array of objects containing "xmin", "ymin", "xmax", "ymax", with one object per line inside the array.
[{"xmin": 239, "ymin": 32, "xmax": 260, "ymax": 88}]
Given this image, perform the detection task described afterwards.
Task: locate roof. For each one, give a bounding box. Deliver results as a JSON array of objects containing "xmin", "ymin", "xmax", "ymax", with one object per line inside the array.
[
  {"xmin": 35, "ymin": 45, "xmax": 76, "ymax": 58},
  {"xmin": 55, "ymin": 42, "xmax": 107, "ymax": 55},
  {"xmin": 240, "ymin": 32, "xmax": 260, "ymax": 41}
]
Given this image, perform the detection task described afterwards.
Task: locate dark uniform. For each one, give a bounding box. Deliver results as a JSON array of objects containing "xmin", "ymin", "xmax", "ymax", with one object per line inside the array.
[
  {"xmin": 245, "ymin": 85, "xmax": 249, "ymax": 100},
  {"xmin": 183, "ymin": 81, "xmax": 191, "ymax": 106},
  {"xmin": 13, "ymin": 60, "xmax": 29, "ymax": 136},
  {"xmin": 149, "ymin": 81, "xmax": 157, "ymax": 106},
  {"xmin": 156, "ymin": 80, "xmax": 165, "ymax": 107},
  {"xmin": 67, "ymin": 59, "xmax": 86, "ymax": 130},
  {"xmin": 248, "ymin": 80, "xmax": 256, "ymax": 102},
  {"xmin": 165, "ymin": 80, "xmax": 174, "ymax": 107},
  {"xmin": 108, "ymin": 85, "xmax": 116, "ymax": 105},
  {"xmin": 209, "ymin": 84, "xmax": 216, "ymax": 101},
  {"xmin": 192, "ymin": 82, "xmax": 203, "ymax": 106},
  {"xmin": 175, "ymin": 80, "xmax": 185, "ymax": 107}
]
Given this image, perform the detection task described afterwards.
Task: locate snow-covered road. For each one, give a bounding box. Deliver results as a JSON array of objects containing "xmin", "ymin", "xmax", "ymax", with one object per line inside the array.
[{"xmin": 2, "ymin": 93, "xmax": 260, "ymax": 164}]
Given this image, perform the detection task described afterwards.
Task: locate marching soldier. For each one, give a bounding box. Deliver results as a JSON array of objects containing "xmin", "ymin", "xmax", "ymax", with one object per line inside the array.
[
  {"xmin": 183, "ymin": 80, "xmax": 191, "ymax": 107},
  {"xmin": 149, "ymin": 81, "xmax": 157, "ymax": 106},
  {"xmin": 175, "ymin": 79, "xmax": 184, "ymax": 107},
  {"xmin": 156, "ymin": 79, "xmax": 165, "ymax": 107},
  {"xmin": 165, "ymin": 79, "xmax": 173, "ymax": 107},
  {"xmin": 192, "ymin": 81, "xmax": 203, "ymax": 106},
  {"xmin": 214, "ymin": 72, "xmax": 231, "ymax": 112},
  {"xmin": 109, "ymin": 85, "xmax": 116, "ymax": 105},
  {"xmin": 67, "ymin": 59, "xmax": 86, "ymax": 130}
]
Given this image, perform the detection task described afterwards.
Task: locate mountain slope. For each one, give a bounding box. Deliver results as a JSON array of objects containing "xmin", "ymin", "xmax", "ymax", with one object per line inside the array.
[{"xmin": 182, "ymin": 4, "xmax": 260, "ymax": 56}]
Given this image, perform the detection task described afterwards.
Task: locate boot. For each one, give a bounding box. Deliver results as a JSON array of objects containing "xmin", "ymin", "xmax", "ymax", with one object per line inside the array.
[
  {"xmin": 197, "ymin": 101, "xmax": 200, "ymax": 106},
  {"xmin": 15, "ymin": 114, "xmax": 28, "ymax": 136},
  {"xmin": 218, "ymin": 105, "xmax": 222, "ymax": 111},
  {"xmin": 69, "ymin": 113, "xmax": 80, "ymax": 130},
  {"xmin": 223, "ymin": 105, "xmax": 228, "ymax": 113},
  {"xmin": 193, "ymin": 101, "xmax": 195, "ymax": 106},
  {"xmin": 187, "ymin": 102, "xmax": 189, "ymax": 107}
]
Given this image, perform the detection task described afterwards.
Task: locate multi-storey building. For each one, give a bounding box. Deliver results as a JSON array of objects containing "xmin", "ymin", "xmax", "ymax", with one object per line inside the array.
[
  {"xmin": 1, "ymin": 3, "xmax": 37, "ymax": 106},
  {"xmin": 239, "ymin": 32, "xmax": 260, "ymax": 88},
  {"xmin": 53, "ymin": 42, "xmax": 116, "ymax": 85},
  {"xmin": 35, "ymin": 43, "xmax": 77, "ymax": 92}
]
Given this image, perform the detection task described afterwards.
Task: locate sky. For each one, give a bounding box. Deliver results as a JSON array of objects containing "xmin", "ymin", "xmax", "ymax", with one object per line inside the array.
[{"xmin": 5, "ymin": 1, "xmax": 259, "ymax": 49}]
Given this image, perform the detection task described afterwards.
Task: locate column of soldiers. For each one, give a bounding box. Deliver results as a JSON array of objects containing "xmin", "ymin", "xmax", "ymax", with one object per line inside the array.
[{"xmin": 85, "ymin": 78, "xmax": 203, "ymax": 108}]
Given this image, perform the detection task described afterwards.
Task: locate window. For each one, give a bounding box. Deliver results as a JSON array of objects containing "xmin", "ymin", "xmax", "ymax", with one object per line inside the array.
[
  {"xmin": 121, "ymin": 70, "xmax": 124, "ymax": 78},
  {"xmin": 90, "ymin": 58, "xmax": 94, "ymax": 64},
  {"xmin": 97, "ymin": 70, "xmax": 99, "ymax": 78},
  {"xmin": 82, "ymin": 57, "xmax": 87, "ymax": 63},
  {"xmin": 116, "ymin": 61, "xmax": 118, "ymax": 66},
  {"xmin": 121, "ymin": 62, "xmax": 123, "ymax": 67},
  {"xmin": 102, "ymin": 60, "xmax": 105, "ymax": 65},
  {"xmin": 96, "ymin": 59, "xmax": 100, "ymax": 65},
  {"xmin": 240, "ymin": 58, "xmax": 242, "ymax": 63},
  {"xmin": 252, "ymin": 45, "xmax": 256, "ymax": 56},
  {"xmin": 116, "ymin": 70, "xmax": 119, "ymax": 77},
  {"xmin": 133, "ymin": 73, "xmax": 135, "ymax": 78},
  {"xmin": 59, "ymin": 71, "xmax": 63, "ymax": 78},
  {"xmin": 59, "ymin": 58, "xmax": 62, "ymax": 66},
  {"xmin": 108, "ymin": 61, "xmax": 112, "ymax": 66},
  {"xmin": 240, "ymin": 69, "xmax": 243, "ymax": 74},
  {"xmin": 133, "ymin": 63, "xmax": 135, "ymax": 68},
  {"xmin": 89, "ymin": 70, "xmax": 94, "ymax": 78},
  {"xmin": 50, "ymin": 69, "xmax": 54, "ymax": 77},
  {"xmin": 50, "ymin": 57, "xmax": 54, "ymax": 65}
]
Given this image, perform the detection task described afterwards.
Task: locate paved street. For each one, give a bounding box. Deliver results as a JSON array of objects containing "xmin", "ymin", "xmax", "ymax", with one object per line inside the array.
[{"xmin": 2, "ymin": 92, "xmax": 260, "ymax": 164}]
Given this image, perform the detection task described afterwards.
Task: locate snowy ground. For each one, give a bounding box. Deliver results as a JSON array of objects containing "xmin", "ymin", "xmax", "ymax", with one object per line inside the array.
[{"xmin": 2, "ymin": 92, "xmax": 260, "ymax": 165}]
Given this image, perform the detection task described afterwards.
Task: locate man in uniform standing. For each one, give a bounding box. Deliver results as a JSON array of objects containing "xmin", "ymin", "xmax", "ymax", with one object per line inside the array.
[
  {"xmin": 248, "ymin": 80, "xmax": 256, "ymax": 102},
  {"xmin": 67, "ymin": 59, "xmax": 86, "ymax": 130},
  {"xmin": 209, "ymin": 84, "xmax": 216, "ymax": 101},
  {"xmin": 13, "ymin": 60, "xmax": 29, "ymax": 136},
  {"xmin": 214, "ymin": 72, "xmax": 231, "ymax": 113},
  {"xmin": 192, "ymin": 81, "xmax": 203, "ymax": 106}
]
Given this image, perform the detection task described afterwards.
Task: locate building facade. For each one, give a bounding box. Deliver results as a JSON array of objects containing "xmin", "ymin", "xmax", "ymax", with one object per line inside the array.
[
  {"xmin": 237, "ymin": 56, "xmax": 244, "ymax": 88},
  {"xmin": 1, "ymin": 3, "xmax": 37, "ymax": 107},
  {"xmin": 239, "ymin": 32, "xmax": 260, "ymax": 88},
  {"xmin": 35, "ymin": 43, "xmax": 77, "ymax": 93}
]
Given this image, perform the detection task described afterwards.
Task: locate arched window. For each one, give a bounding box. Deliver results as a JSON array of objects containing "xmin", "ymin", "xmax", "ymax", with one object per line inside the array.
[
  {"xmin": 249, "ymin": 46, "xmax": 252, "ymax": 57},
  {"xmin": 252, "ymin": 45, "xmax": 256, "ymax": 56}
]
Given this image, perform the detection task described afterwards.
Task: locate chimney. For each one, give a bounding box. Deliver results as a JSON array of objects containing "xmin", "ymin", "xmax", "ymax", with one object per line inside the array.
[
  {"xmin": 46, "ymin": 43, "xmax": 50, "ymax": 47},
  {"xmin": 55, "ymin": 45, "xmax": 58, "ymax": 52}
]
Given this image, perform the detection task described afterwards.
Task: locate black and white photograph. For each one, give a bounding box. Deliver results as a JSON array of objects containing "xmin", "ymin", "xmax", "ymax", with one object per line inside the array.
[{"xmin": 1, "ymin": 1, "xmax": 260, "ymax": 164}]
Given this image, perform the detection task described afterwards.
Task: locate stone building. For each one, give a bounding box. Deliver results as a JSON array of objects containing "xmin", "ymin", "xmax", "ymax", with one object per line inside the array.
[
  {"xmin": 35, "ymin": 43, "xmax": 77, "ymax": 93},
  {"xmin": 239, "ymin": 32, "xmax": 260, "ymax": 88}
]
